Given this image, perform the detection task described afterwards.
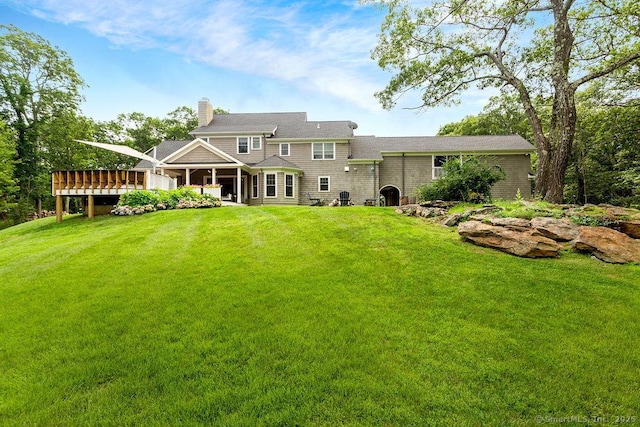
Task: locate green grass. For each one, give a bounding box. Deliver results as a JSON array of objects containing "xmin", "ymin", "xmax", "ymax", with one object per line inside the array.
[{"xmin": 1, "ymin": 207, "xmax": 639, "ymax": 425}]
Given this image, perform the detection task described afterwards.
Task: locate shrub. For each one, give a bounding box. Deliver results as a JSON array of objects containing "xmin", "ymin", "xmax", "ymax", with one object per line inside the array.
[
  {"xmin": 415, "ymin": 156, "xmax": 506, "ymax": 203},
  {"xmin": 113, "ymin": 188, "xmax": 221, "ymax": 216},
  {"xmin": 119, "ymin": 190, "xmax": 161, "ymax": 208}
]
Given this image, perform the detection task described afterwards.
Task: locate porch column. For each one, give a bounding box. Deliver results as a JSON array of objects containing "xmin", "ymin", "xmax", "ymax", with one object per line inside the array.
[
  {"xmin": 55, "ymin": 195, "xmax": 63, "ymax": 223},
  {"xmin": 88, "ymin": 195, "xmax": 95, "ymax": 219},
  {"xmin": 236, "ymin": 168, "xmax": 242, "ymax": 203},
  {"xmin": 185, "ymin": 168, "xmax": 191, "ymax": 186},
  {"xmin": 212, "ymin": 168, "xmax": 217, "ymax": 185}
]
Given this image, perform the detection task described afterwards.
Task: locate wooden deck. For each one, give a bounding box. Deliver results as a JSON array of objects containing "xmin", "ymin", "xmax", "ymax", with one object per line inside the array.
[{"xmin": 52, "ymin": 170, "xmax": 147, "ymax": 196}]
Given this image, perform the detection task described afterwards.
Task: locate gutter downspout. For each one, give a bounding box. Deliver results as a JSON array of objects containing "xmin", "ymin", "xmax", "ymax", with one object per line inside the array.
[
  {"xmin": 402, "ymin": 153, "xmax": 405, "ymax": 197},
  {"xmin": 372, "ymin": 162, "xmax": 377, "ymax": 206}
]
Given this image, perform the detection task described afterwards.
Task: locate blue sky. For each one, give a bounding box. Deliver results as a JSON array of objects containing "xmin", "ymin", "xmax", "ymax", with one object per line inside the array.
[{"xmin": 1, "ymin": 0, "xmax": 492, "ymax": 136}]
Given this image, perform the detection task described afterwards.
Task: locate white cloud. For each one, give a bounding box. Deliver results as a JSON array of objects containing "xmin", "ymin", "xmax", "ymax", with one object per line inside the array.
[{"xmin": 9, "ymin": 0, "xmax": 386, "ymax": 111}]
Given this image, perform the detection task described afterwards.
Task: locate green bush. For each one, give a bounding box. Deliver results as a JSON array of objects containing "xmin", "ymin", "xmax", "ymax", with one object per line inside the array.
[
  {"xmin": 415, "ymin": 156, "xmax": 506, "ymax": 203},
  {"xmin": 115, "ymin": 188, "xmax": 220, "ymax": 215},
  {"xmin": 119, "ymin": 190, "xmax": 161, "ymax": 208}
]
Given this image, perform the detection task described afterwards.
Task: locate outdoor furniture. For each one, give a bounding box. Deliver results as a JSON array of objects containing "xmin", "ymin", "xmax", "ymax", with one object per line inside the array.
[
  {"xmin": 364, "ymin": 198, "xmax": 377, "ymax": 206},
  {"xmin": 307, "ymin": 192, "xmax": 321, "ymax": 206},
  {"xmin": 339, "ymin": 191, "xmax": 351, "ymax": 206}
]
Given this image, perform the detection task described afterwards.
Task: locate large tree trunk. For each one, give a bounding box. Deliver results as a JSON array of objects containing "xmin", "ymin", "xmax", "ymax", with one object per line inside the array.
[{"xmin": 540, "ymin": 0, "xmax": 577, "ymax": 204}]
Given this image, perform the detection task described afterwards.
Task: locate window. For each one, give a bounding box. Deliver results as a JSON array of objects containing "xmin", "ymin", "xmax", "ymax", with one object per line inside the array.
[
  {"xmin": 251, "ymin": 136, "xmax": 262, "ymax": 150},
  {"xmin": 318, "ymin": 176, "xmax": 330, "ymax": 192},
  {"xmin": 252, "ymin": 175, "xmax": 259, "ymax": 198},
  {"xmin": 237, "ymin": 137, "xmax": 249, "ymax": 154},
  {"xmin": 285, "ymin": 174, "xmax": 294, "ymax": 198},
  {"xmin": 432, "ymin": 155, "xmax": 461, "ymax": 179},
  {"xmin": 312, "ymin": 142, "xmax": 335, "ymax": 160},
  {"xmin": 280, "ymin": 143, "xmax": 290, "ymax": 156},
  {"xmin": 265, "ymin": 173, "xmax": 277, "ymax": 197}
]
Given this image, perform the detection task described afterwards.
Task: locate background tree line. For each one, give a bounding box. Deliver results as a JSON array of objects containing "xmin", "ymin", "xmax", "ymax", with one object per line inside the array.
[
  {"xmin": 0, "ymin": 25, "xmax": 221, "ymax": 226},
  {"xmin": 437, "ymin": 91, "xmax": 640, "ymax": 207}
]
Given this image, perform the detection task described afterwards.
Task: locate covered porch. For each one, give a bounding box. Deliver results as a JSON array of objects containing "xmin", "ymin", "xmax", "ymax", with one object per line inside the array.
[{"xmin": 152, "ymin": 165, "xmax": 251, "ymax": 204}]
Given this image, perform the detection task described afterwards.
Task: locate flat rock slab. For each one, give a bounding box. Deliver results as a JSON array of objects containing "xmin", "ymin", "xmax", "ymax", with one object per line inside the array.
[
  {"xmin": 572, "ymin": 226, "xmax": 640, "ymax": 264},
  {"xmin": 458, "ymin": 220, "xmax": 560, "ymax": 258},
  {"xmin": 530, "ymin": 217, "xmax": 580, "ymax": 242},
  {"xmin": 619, "ymin": 220, "xmax": 640, "ymax": 239}
]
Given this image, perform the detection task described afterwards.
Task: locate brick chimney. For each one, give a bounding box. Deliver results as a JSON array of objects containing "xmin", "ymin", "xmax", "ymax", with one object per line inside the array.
[{"xmin": 198, "ymin": 97, "xmax": 214, "ymax": 127}]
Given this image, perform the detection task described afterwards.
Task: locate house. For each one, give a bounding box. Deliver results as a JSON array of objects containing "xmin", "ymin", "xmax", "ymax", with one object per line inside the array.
[{"xmin": 132, "ymin": 98, "xmax": 534, "ymax": 206}]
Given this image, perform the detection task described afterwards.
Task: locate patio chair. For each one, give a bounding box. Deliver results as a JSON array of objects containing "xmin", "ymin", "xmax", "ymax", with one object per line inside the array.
[
  {"xmin": 339, "ymin": 191, "xmax": 351, "ymax": 206},
  {"xmin": 307, "ymin": 192, "xmax": 321, "ymax": 206}
]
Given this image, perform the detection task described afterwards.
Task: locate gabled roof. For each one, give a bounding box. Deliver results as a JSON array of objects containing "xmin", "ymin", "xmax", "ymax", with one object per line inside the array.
[
  {"xmin": 351, "ymin": 135, "xmax": 535, "ymax": 161},
  {"xmin": 192, "ymin": 112, "xmax": 356, "ymax": 140},
  {"xmin": 252, "ymin": 155, "xmax": 301, "ymax": 170},
  {"xmin": 134, "ymin": 140, "xmax": 192, "ymax": 168}
]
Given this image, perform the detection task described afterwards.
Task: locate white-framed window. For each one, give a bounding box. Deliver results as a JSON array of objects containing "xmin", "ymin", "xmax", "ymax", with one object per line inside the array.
[
  {"xmin": 285, "ymin": 174, "xmax": 294, "ymax": 198},
  {"xmin": 251, "ymin": 136, "xmax": 262, "ymax": 150},
  {"xmin": 265, "ymin": 173, "xmax": 277, "ymax": 197},
  {"xmin": 252, "ymin": 175, "xmax": 259, "ymax": 198},
  {"xmin": 318, "ymin": 176, "xmax": 330, "ymax": 192},
  {"xmin": 237, "ymin": 137, "xmax": 249, "ymax": 154},
  {"xmin": 312, "ymin": 142, "xmax": 335, "ymax": 160},
  {"xmin": 432, "ymin": 155, "xmax": 461, "ymax": 179},
  {"xmin": 280, "ymin": 143, "xmax": 290, "ymax": 156}
]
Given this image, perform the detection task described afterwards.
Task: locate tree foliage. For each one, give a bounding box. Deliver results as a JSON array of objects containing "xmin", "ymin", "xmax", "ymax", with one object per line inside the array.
[
  {"xmin": 0, "ymin": 120, "xmax": 17, "ymax": 218},
  {"xmin": 0, "ymin": 25, "xmax": 85, "ymax": 204},
  {"xmin": 415, "ymin": 156, "xmax": 506, "ymax": 203},
  {"xmin": 366, "ymin": 0, "xmax": 640, "ymax": 203},
  {"xmin": 567, "ymin": 102, "xmax": 640, "ymax": 207}
]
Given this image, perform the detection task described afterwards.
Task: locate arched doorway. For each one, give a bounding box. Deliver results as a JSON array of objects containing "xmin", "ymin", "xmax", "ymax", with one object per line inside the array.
[{"xmin": 380, "ymin": 185, "xmax": 400, "ymax": 206}]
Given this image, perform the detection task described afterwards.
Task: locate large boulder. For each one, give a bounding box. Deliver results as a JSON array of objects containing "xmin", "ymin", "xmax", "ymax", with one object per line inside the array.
[
  {"xmin": 530, "ymin": 217, "xmax": 580, "ymax": 242},
  {"xmin": 458, "ymin": 221, "xmax": 560, "ymax": 258},
  {"xmin": 572, "ymin": 227, "xmax": 640, "ymax": 264},
  {"xmin": 489, "ymin": 217, "xmax": 531, "ymax": 231},
  {"xmin": 619, "ymin": 220, "xmax": 640, "ymax": 239}
]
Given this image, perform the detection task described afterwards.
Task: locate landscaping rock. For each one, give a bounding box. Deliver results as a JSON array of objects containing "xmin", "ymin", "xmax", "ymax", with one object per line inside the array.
[
  {"xmin": 419, "ymin": 200, "xmax": 457, "ymax": 209},
  {"xmin": 489, "ymin": 217, "xmax": 531, "ymax": 231},
  {"xmin": 417, "ymin": 206, "xmax": 448, "ymax": 218},
  {"xmin": 443, "ymin": 213, "xmax": 462, "ymax": 227},
  {"xmin": 572, "ymin": 227, "xmax": 640, "ymax": 264},
  {"xmin": 531, "ymin": 217, "xmax": 580, "ymax": 242},
  {"xmin": 395, "ymin": 205, "xmax": 417, "ymax": 216},
  {"xmin": 458, "ymin": 220, "xmax": 560, "ymax": 258},
  {"xmin": 619, "ymin": 220, "xmax": 640, "ymax": 239}
]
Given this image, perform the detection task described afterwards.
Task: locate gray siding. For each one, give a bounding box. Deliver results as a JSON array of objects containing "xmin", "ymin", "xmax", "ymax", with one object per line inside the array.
[
  {"xmin": 489, "ymin": 155, "xmax": 532, "ymax": 199},
  {"xmin": 207, "ymin": 137, "xmax": 268, "ymax": 164},
  {"xmin": 175, "ymin": 146, "xmax": 229, "ymax": 163},
  {"xmin": 265, "ymin": 141, "xmax": 351, "ymax": 205},
  {"xmin": 377, "ymin": 153, "xmax": 532, "ymax": 201}
]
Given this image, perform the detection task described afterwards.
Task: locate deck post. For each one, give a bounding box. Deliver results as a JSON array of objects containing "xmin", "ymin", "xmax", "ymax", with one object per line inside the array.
[
  {"xmin": 88, "ymin": 195, "xmax": 95, "ymax": 219},
  {"xmin": 55, "ymin": 195, "xmax": 63, "ymax": 223},
  {"xmin": 236, "ymin": 168, "xmax": 242, "ymax": 203}
]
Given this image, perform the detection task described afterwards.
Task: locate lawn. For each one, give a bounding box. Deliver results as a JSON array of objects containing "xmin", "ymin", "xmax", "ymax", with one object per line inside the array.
[{"xmin": 0, "ymin": 207, "xmax": 638, "ymax": 425}]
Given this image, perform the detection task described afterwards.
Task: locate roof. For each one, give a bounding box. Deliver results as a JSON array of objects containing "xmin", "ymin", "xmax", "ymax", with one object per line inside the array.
[
  {"xmin": 192, "ymin": 112, "xmax": 356, "ymax": 140},
  {"xmin": 252, "ymin": 155, "xmax": 302, "ymax": 170},
  {"xmin": 351, "ymin": 135, "xmax": 535, "ymax": 161},
  {"xmin": 134, "ymin": 140, "xmax": 192, "ymax": 168}
]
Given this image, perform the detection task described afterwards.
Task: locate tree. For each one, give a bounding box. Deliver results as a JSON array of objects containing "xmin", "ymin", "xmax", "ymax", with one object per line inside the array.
[
  {"xmin": 0, "ymin": 25, "xmax": 85, "ymax": 210},
  {"xmin": 365, "ymin": 0, "xmax": 640, "ymax": 202},
  {"xmin": 437, "ymin": 94, "xmax": 539, "ymax": 141},
  {"xmin": 0, "ymin": 120, "xmax": 17, "ymax": 218},
  {"xmin": 567, "ymin": 101, "xmax": 640, "ymax": 206}
]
